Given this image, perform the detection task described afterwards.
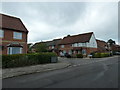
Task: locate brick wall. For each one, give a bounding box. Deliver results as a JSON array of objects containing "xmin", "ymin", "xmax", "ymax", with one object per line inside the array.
[{"xmin": 59, "ymin": 44, "xmax": 98, "ymax": 56}]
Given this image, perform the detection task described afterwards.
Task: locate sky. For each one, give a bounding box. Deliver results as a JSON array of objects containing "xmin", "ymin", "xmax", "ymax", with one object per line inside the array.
[{"xmin": 0, "ymin": 1, "xmax": 119, "ymax": 44}]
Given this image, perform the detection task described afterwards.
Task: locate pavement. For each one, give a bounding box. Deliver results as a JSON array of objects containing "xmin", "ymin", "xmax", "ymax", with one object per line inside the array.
[{"xmin": 2, "ymin": 58, "xmax": 71, "ymax": 79}]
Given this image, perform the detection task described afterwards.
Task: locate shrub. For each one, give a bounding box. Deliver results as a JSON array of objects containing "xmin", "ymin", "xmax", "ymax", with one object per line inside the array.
[
  {"xmin": 101, "ymin": 53, "xmax": 110, "ymax": 57},
  {"xmin": 76, "ymin": 54, "xmax": 83, "ymax": 58},
  {"xmin": 2, "ymin": 52, "xmax": 57, "ymax": 68},
  {"xmin": 92, "ymin": 53, "xmax": 110, "ymax": 58}
]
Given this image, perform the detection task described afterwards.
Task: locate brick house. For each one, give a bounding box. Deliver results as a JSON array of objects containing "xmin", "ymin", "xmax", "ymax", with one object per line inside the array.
[
  {"xmin": 46, "ymin": 39, "xmax": 62, "ymax": 54},
  {"xmin": 96, "ymin": 39, "xmax": 109, "ymax": 53},
  {"xmin": 0, "ymin": 14, "xmax": 28, "ymax": 55},
  {"xmin": 111, "ymin": 44, "xmax": 120, "ymax": 52},
  {"xmin": 58, "ymin": 32, "xmax": 98, "ymax": 56},
  {"xmin": 31, "ymin": 39, "xmax": 62, "ymax": 55}
]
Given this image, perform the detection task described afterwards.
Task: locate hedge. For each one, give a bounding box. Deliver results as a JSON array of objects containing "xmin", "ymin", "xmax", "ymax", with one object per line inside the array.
[
  {"xmin": 76, "ymin": 54, "xmax": 83, "ymax": 58},
  {"xmin": 2, "ymin": 52, "xmax": 57, "ymax": 68},
  {"xmin": 92, "ymin": 53, "xmax": 110, "ymax": 58}
]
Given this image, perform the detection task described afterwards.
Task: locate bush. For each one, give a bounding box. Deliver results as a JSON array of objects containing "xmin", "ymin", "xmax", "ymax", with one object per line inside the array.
[
  {"xmin": 76, "ymin": 54, "xmax": 83, "ymax": 58},
  {"xmin": 2, "ymin": 52, "xmax": 57, "ymax": 68},
  {"xmin": 92, "ymin": 53, "xmax": 110, "ymax": 58}
]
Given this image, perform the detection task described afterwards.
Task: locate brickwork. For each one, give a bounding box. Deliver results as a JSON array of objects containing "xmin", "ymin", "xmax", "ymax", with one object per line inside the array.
[{"xmin": 1, "ymin": 29, "xmax": 28, "ymax": 54}]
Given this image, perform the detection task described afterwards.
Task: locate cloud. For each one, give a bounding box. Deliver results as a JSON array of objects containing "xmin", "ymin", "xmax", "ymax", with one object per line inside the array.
[{"xmin": 1, "ymin": 2, "xmax": 118, "ymax": 44}]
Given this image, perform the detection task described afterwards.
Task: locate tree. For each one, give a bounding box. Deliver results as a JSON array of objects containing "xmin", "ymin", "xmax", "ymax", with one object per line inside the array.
[
  {"xmin": 107, "ymin": 39, "xmax": 116, "ymax": 46},
  {"xmin": 27, "ymin": 43, "xmax": 33, "ymax": 53},
  {"xmin": 35, "ymin": 43, "xmax": 47, "ymax": 52}
]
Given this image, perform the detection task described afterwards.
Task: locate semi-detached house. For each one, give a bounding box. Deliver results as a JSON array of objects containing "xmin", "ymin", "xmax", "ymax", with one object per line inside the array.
[
  {"xmin": 0, "ymin": 13, "xmax": 28, "ymax": 55},
  {"xmin": 59, "ymin": 32, "xmax": 98, "ymax": 56}
]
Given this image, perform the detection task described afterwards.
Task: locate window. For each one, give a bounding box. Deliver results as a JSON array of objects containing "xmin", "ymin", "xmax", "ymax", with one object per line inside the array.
[
  {"xmin": 74, "ymin": 43, "xmax": 78, "ymax": 47},
  {"xmin": 82, "ymin": 49, "xmax": 86, "ymax": 55},
  {"xmin": 0, "ymin": 29, "xmax": 4, "ymax": 38},
  {"xmin": 7, "ymin": 47, "xmax": 22, "ymax": 54},
  {"xmin": 68, "ymin": 50, "xmax": 72, "ymax": 55},
  {"xmin": 13, "ymin": 32, "xmax": 22, "ymax": 39},
  {"xmin": 0, "ymin": 46, "xmax": 3, "ymax": 51},
  {"xmin": 82, "ymin": 43, "xmax": 86, "ymax": 47},
  {"xmin": 51, "ymin": 46, "xmax": 54, "ymax": 49},
  {"xmin": 72, "ymin": 44, "xmax": 74, "ymax": 47},
  {"xmin": 61, "ymin": 45, "xmax": 64, "ymax": 48},
  {"xmin": 63, "ymin": 50, "xmax": 66, "ymax": 54}
]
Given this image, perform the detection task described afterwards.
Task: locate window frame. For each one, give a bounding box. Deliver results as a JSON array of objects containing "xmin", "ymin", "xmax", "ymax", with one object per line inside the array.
[
  {"xmin": 13, "ymin": 32, "xmax": 22, "ymax": 40},
  {"xmin": 61, "ymin": 45, "xmax": 64, "ymax": 48},
  {"xmin": 7, "ymin": 47, "xmax": 23, "ymax": 54},
  {"xmin": 0, "ymin": 29, "xmax": 4, "ymax": 38},
  {"xmin": 51, "ymin": 45, "xmax": 55, "ymax": 49}
]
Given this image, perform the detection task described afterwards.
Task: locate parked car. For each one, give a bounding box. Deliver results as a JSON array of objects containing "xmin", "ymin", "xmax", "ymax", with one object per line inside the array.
[
  {"xmin": 88, "ymin": 54, "xmax": 92, "ymax": 58},
  {"xmin": 64, "ymin": 53, "xmax": 71, "ymax": 58},
  {"xmin": 114, "ymin": 52, "xmax": 120, "ymax": 55}
]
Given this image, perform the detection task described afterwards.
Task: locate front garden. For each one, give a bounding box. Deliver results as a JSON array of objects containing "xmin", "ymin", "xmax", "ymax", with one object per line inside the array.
[{"xmin": 2, "ymin": 52, "xmax": 57, "ymax": 68}]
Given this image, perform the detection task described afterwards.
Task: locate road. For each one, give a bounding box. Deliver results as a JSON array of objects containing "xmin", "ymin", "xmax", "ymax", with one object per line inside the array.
[{"xmin": 2, "ymin": 56, "xmax": 119, "ymax": 88}]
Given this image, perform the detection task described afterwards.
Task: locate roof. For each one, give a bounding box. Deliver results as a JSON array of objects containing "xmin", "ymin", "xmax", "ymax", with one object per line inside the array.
[
  {"xmin": 59, "ymin": 32, "xmax": 93, "ymax": 45},
  {"xmin": 0, "ymin": 13, "xmax": 28, "ymax": 33},
  {"xmin": 31, "ymin": 39, "xmax": 62, "ymax": 48},
  {"xmin": 96, "ymin": 39, "xmax": 107, "ymax": 45},
  {"xmin": 46, "ymin": 39, "xmax": 62, "ymax": 46},
  {"xmin": 96, "ymin": 39, "xmax": 109, "ymax": 52},
  {"xmin": 32, "ymin": 42, "xmax": 45, "ymax": 48}
]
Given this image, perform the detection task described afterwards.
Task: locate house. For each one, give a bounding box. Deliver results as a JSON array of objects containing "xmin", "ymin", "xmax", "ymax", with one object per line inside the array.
[
  {"xmin": 58, "ymin": 32, "xmax": 98, "ymax": 57},
  {"xmin": 46, "ymin": 39, "xmax": 62, "ymax": 54},
  {"xmin": 111, "ymin": 44, "xmax": 120, "ymax": 52},
  {"xmin": 0, "ymin": 13, "xmax": 28, "ymax": 55},
  {"xmin": 96, "ymin": 39, "xmax": 109, "ymax": 53},
  {"xmin": 31, "ymin": 39, "xmax": 62, "ymax": 55}
]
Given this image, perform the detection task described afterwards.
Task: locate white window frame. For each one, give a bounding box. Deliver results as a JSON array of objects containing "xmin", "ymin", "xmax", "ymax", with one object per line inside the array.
[
  {"xmin": 51, "ymin": 45, "xmax": 54, "ymax": 49},
  {"xmin": 61, "ymin": 45, "xmax": 64, "ymax": 48},
  {"xmin": 63, "ymin": 50, "xmax": 66, "ymax": 54},
  {"xmin": 7, "ymin": 47, "xmax": 23, "ymax": 55},
  {"xmin": 74, "ymin": 43, "xmax": 78, "ymax": 47},
  {"xmin": 68, "ymin": 50, "xmax": 72, "ymax": 55},
  {"xmin": 82, "ymin": 49, "xmax": 86, "ymax": 55},
  {"xmin": 13, "ymin": 32, "xmax": 22, "ymax": 39},
  {"xmin": 0, "ymin": 29, "xmax": 4, "ymax": 38}
]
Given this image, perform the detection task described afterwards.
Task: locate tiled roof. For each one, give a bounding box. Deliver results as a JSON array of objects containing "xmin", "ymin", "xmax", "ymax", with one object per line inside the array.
[
  {"xmin": 0, "ymin": 13, "xmax": 28, "ymax": 33},
  {"xmin": 33, "ymin": 39, "xmax": 62, "ymax": 48},
  {"xmin": 46, "ymin": 39, "xmax": 62, "ymax": 46},
  {"xmin": 59, "ymin": 32, "xmax": 93, "ymax": 45},
  {"xmin": 111, "ymin": 44, "xmax": 120, "ymax": 51},
  {"xmin": 96, "ymin": 39, "xmax": 107, "ymax": 45},
  {"xmin": 96, "ymin": 39, "xmax": 109, "ymax": 52}
]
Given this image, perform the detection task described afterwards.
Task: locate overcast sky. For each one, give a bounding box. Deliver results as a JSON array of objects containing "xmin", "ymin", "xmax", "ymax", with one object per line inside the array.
[{"xmin": 1, "ymin": 2, "xmax": 119, "ymax": 44}]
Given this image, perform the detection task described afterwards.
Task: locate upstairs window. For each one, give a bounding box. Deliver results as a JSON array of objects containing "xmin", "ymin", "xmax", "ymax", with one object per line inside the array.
[
  {"xmin": 73, "ymin": 43, "xmax": 78, "ymax": 47},
  {"xmin": 0, "ymin": 29, "xmax": 4, "ymax": 38},
  {"xmin": 13, "ymin": 32, "xmax": 22, "ymax": 39},
  {"xmin": 82, "ymin": 43, "xmax": 86, "ymax": 47}
]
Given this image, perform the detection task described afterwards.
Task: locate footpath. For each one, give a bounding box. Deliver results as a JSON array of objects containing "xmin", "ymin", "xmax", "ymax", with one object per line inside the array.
[{"xmin": 2, "ymin": 58, "xmax": 71, "ymax": 79}]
